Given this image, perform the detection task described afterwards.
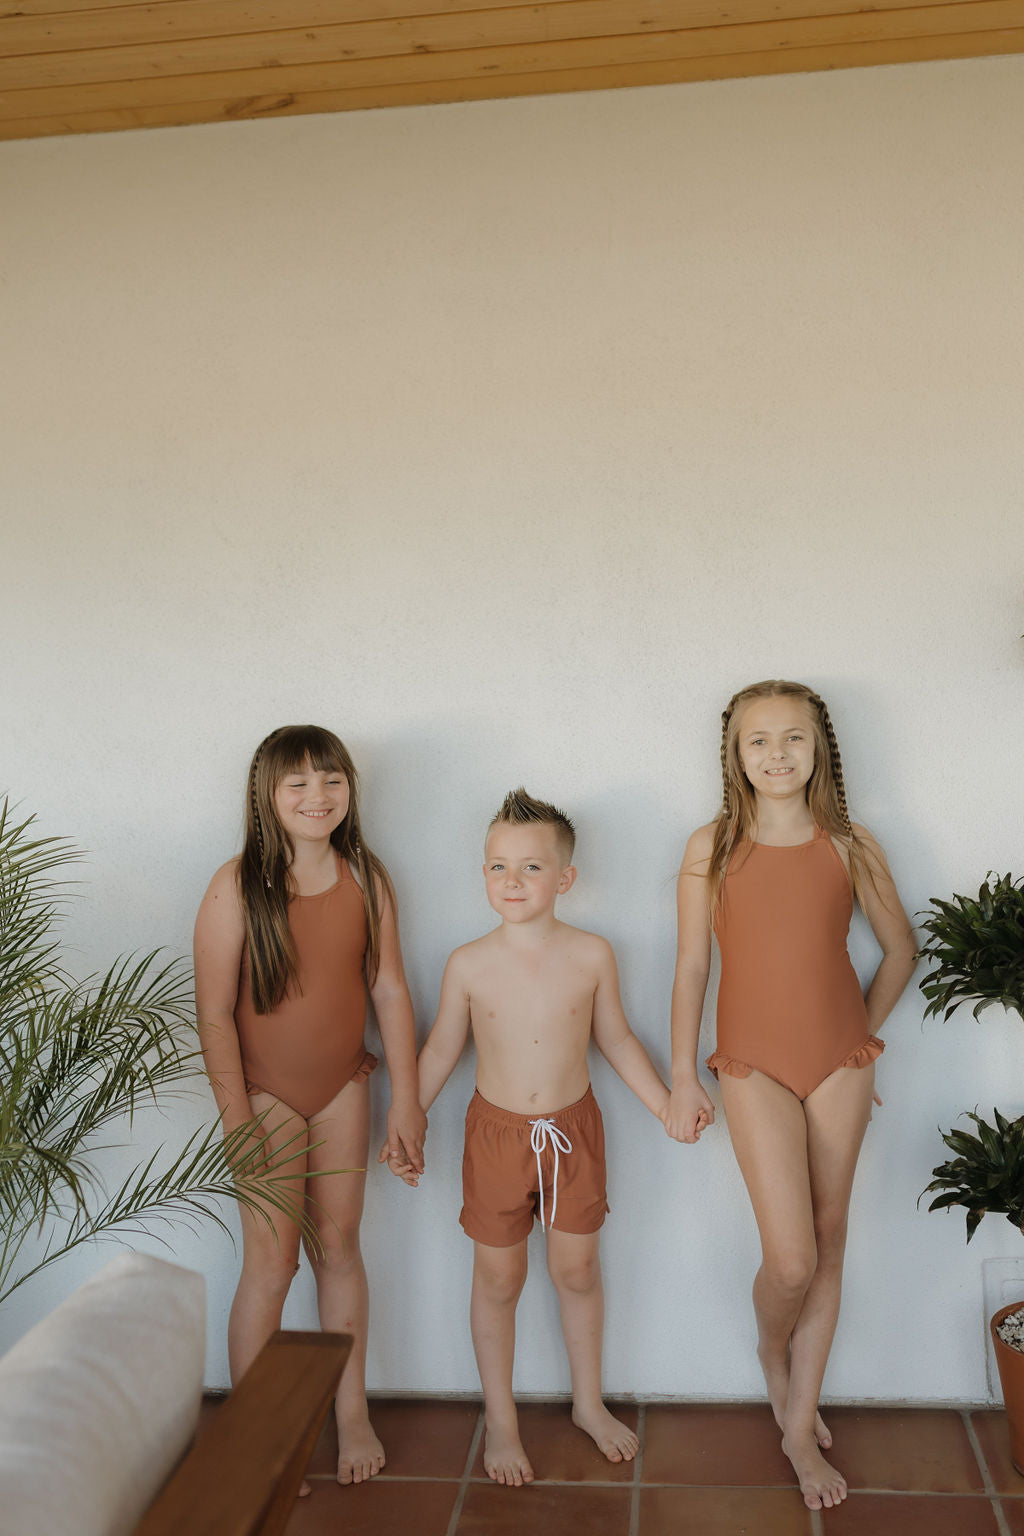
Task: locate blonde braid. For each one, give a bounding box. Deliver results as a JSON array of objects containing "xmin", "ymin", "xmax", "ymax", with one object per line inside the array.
[
  {"xmin": 248, "ymin": 734, "xmax": 274, "ymax": 887},
  {"xmin": 720, "ymin": 699, "xmax": 736, "ymax": 817},
  {"xmin": 810, "ymin": 693, "xmax": 853, "ymax": 835}
]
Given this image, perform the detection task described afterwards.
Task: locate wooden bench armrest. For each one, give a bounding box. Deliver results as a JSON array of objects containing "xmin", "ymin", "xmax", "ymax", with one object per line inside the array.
[{"xmin": 134, "ymin": 1330, "xmax": 352, "ymax": 1536}]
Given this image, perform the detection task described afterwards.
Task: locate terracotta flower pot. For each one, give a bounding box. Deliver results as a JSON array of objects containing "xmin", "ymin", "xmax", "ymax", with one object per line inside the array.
[{"xmin": 991, "ymin": 1300, "xmax": 1024, "ymax": 1476}]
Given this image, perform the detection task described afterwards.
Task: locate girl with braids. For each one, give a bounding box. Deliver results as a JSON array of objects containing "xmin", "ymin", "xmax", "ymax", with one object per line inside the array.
[
  {"xmin": 666, "ymin": 681, "xmax": 915, "ymax": 1512},
  {"xmin": 194, "ymin": 726, "xmax": 425, "ymax": 1486}
]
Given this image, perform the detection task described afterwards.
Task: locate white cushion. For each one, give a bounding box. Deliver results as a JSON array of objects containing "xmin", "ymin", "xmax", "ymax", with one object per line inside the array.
[{"xmin": 0, "ymin": 1252, "xmax": 205, "ymax": 1536}]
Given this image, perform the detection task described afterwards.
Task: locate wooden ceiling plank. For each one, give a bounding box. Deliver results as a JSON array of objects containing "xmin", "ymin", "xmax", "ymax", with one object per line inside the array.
[
  {"xmin": 2, "ymin": 24, "xmax": 1022, "ymax": 137},
  {"xmin": 0, "ymin": 0, "xmax": 566, "ymax": 58},
  {"xmin": 0, "ymin": 0, "xmax": 989, "ymax": 91},
  {"xmin": 2, "ymin": 0, "xmax": 1021, "ymax": 113}
]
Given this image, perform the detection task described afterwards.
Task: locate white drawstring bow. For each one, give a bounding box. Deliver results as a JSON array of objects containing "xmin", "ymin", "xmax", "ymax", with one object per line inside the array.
[{"xmin": 528, "ymin": 1117, "xmax": 574, "ymax": 1231}]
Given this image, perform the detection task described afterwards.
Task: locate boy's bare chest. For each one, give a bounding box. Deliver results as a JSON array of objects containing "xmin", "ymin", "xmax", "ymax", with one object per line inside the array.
[{"xmin": 468, "ymin": 957, "xmax": 595, "ymax": 1040}]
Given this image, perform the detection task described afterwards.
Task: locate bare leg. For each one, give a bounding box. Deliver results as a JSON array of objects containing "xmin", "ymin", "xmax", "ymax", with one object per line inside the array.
[
  {"xmin": 783, "ymin": 1066, "xmax": 874, "ymax": 1486},
  {"xmin": 305, "ymin": 1077, "xmax": 384, "ymax": 1485},
  {"xmin": 227, "ymin": 1090, "xmax": 307, "ymax": 1383},
  {"xmin": 546, "ymin": 1229, "xmax": 638, "ymax": 1464},
  {"xmin": 227, "ymin": 1092, "xmax": 309, "ymax": 1491},
  {"xmin": 471, "ymin": 1239, "xmax": 533, "ymax": 1486},
  {"xmin": 720, "ymin": 1070, "xmax": 851, "ymax": 1510}
]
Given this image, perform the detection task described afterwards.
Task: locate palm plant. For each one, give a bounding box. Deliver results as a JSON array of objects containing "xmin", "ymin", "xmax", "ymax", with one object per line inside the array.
[
  {"xmin": 922, "ymin": 1109, "xmax": 1024, "ymax": 1242},
  {"xmin": 0, "ymin": 798, "xmax": 318, "ymax": 1306},
  {"xmin": 917, "ymin": 873, "xmax": 1024, "ymax": 1024}
]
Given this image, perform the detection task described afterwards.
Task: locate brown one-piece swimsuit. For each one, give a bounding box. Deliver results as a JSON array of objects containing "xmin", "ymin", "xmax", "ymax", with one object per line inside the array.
[
  {"xmin": 706, "ymin": 826, "xmax": 883, "ymax": 1101},
  {"xmin": 234, "ymin": 859, "xmax": 377, "ymax": 1119}
]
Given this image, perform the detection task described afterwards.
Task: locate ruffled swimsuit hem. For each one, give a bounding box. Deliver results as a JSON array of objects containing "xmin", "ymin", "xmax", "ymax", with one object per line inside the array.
[
  {"xmin": 244, "ymin": 1047, "xmax": 378, "ymax": 1119},
  {"xmin": 705, "ymin": 1035, "xmax": 884, "ymax": 1099}
]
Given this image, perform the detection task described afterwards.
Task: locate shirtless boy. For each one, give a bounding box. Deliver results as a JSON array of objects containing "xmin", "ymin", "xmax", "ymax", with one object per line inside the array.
[{"xmin": 389, "ymin": 788, "xmax": 679, "ymax": 1485}]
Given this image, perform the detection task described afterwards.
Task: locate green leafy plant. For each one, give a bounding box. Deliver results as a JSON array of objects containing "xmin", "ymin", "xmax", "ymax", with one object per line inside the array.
[
  {"xmin": 922, "ymin": 1109, "xmax": 1024, "ymax": 1242},
  {"xmin": 0, "ymin": 798, "xmax": 321, "ymax": 1305},
  {"xmin": 917, "ymin": 873, "xmax": 1024, "ymax": 1023}
]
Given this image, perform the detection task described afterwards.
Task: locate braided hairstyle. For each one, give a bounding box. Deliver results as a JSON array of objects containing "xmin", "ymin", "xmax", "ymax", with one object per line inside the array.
[
  {"xmin": 705, "ymin": 680, "xmax": 868, "ymax": 916},
  {"xmin": 238, "ymin": 725, "xmax": 393, "ymax": 1013}
]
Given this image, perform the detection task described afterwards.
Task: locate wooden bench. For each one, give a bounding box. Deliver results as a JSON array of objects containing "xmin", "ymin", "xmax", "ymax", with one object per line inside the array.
[{"xmin": 135, "ymin": 1330, "xmax": 352, "ymax": 1536}]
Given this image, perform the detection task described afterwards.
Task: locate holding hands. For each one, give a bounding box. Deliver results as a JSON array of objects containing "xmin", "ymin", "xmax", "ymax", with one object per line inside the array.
[
  {"xmin": 662, "ymin": 1080, "xmax": 716, "ymax": 1144},
  {"xmin": 378, "ymin": 1094, "xmax": 427, "ymax": 1186}
]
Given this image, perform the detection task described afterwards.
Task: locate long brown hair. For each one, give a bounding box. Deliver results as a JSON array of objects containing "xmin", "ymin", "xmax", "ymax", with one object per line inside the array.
[
  {"xmin": 238, "ymin": 725, "xmax": 393, "ymax": 1013},
  {"xmin": 705, "ymin": 680, "xmax": 874, "ymax": 918}
]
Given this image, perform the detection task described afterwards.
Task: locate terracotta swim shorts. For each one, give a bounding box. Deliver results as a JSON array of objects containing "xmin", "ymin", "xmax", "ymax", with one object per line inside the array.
[{"xmin": 460, "ymin": 1085, "xmax": 609, "ymax": 1247}]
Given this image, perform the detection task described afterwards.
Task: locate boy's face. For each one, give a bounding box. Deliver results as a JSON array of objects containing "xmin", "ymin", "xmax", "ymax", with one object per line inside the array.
[{"xmin": 483, "ymin": 822, "xmax": 576, "ymax": 924}]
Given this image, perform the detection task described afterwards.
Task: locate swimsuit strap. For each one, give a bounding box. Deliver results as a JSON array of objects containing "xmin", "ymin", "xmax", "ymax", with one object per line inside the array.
[{"xmin": 528, "ymin": 1117, "xmax": 573, "ymax": 1231}]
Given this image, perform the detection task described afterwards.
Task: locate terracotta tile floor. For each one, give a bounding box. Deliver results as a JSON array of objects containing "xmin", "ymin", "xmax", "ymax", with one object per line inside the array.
[{"xmin": 202, "ymin": 1395, "xmax": 1024, "ymax": 1534}]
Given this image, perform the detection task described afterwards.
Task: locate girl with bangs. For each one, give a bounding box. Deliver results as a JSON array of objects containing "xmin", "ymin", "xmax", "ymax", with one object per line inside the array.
[
  {"xmin": 666, "ymin": 682, "xmax": 916, "ymax": 1511},
  {"xmin": 195, "ymin": 725, "xmax": 424, "ymax": 1487}
]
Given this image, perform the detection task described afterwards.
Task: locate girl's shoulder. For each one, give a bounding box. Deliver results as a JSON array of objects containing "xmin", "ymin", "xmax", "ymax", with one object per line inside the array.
[
  {"xmin": 682, "ymin": 821, "xmax": 717, "ymax": 866},
  {"xmin": 347, "ymin": 851, "xmax": 396, "ymax": 907},
  {"xmin": 202, "ymin": 857, "xmax": 243, "ymax": 906},
  {"xmin": 848, "ymin": 822, "xmax": 893, "ymax": 875}
]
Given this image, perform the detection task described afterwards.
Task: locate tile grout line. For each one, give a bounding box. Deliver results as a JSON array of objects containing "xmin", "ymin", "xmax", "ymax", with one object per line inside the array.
[
  {"xmin": 444, "ymin": 1406, "xmax": 485, "ymax": 1536},
  {"xmin": 809, "ymin": 1509, "xmax": 825, "ymax": 1536},
  {"xmin": 962, "ymin": 1407, "xmax": 1013, "ymax": 1536},
  {"xmin": 628, "ymin": 1403, "xmax": 645, "ymax": 1536}
]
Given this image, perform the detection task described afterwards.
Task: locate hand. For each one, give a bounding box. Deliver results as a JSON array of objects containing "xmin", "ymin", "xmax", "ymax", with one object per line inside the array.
[
  {"xmin": 386, "ymin": 1099, "xmax": 427, "ymax": 1173},
  {"xmin": 380, "ymin": 1096, "xmax": 427, "ymax": 1175},
  {"xmin": 663, "ymin": 1083, "xmax": 716, "ymax": 1144},
  {"xmin": 380, "ymin": 1138, "xmax": 420, "ymax": 1186}
]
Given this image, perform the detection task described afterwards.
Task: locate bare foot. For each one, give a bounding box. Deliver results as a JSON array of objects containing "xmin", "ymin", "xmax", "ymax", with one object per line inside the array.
[
  {"xmin": 781, "ymin": 1433, "xmax": 848, "ymax": 1510},
  {"xmin": 571, "ymin": 1403, "xmax": 639, "ymax": 1463},
  {"xmin": 298, "ymin": 1481, "xmax": 311, "ymax": 1498},
  {"xmin": 336, "ymin": 1417, "xmax": 385, "ymax": 1485},
  {"xmin": 759, "ymin": 1348, "xmax": 831, "ymax": 1448},
  {"xmin": 483, "ymin": 1421, "xmax": 535, "ymax": 1486}
]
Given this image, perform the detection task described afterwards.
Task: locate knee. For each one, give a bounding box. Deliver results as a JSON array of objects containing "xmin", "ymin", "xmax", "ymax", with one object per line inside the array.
[
  {"xmin": 475, "ymin": 1260, "xmax": 527, "ymax": 1308},
  {"xmin": 241, "ymin": 1244, "xmax": 300, "ymax": 1297},
  {"xmin": 548, "ymin": 1253, "xmax": 600, "ymax": 1296},
  {"xmin": 307, "ymin": 1224, "xmax": 360, "ymax": 1273},
  {"xmin": 763, "ymin": 1248, "xmax": 817, "ymax": 1296},
  {"xmin": 812, "ymin": 1213, "xmax": 849, "ymax": 1270}
]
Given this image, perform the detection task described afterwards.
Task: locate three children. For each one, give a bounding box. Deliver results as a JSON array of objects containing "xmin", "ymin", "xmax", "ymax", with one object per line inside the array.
[{"xmin": 196, "ymin": 686, "xmax": 914, "ymax": 1503}]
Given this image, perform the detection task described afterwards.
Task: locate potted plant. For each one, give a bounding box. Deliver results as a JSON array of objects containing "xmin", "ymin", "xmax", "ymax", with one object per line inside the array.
[
  {"xmin": 922, "ymin": 1109, "xmax": 1024, "ymax": 1471},
  {"xmin": 918, "ymin": 872, "xmax": 1024, "ymax": 1471},
  {"xmin": 0, "ymin": 798, "xmax": 315, "ymax": 1306},
  {"xmin": 917, "ymin": 872, "xmax": 1024, "ymax": 1025}
]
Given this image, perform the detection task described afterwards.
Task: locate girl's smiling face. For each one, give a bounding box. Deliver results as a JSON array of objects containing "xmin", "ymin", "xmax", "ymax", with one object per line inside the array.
[
  {"xmin": 272, "ymin": 758, "xmax": 350, "ymax": 843},
  {"xmin": 736, "ymin": 696, "xmax": 816, "ymax": 799}
]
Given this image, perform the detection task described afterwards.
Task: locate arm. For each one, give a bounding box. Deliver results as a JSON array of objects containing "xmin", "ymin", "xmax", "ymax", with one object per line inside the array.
[
  {"xmin": 590, "ymin": 939, "xmax": 671, "ymax": 1123},
  {"xmin": 383, "ymin": 951, "xmax": 473, "ymax": 1186},
  {"xmin": 851, "ymin": 825, "xmax": 918, "ymax": 1033},
  {"xmin": 665, "ymin": 826, "xmax": 717, "ymax": 1144},
  {"xmin": 368, "ymin": 876, "xmax": 427, "ymax": 1174},
  {"xmin": 193, "ymin": 862, "xmax": 251, "ymax": 1142}
]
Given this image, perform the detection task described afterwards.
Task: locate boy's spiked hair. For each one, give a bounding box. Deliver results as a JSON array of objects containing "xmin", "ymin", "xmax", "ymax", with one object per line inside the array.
[{"xmin": 488, "ymin": 787, "xmax": 576, "ymax": 864}]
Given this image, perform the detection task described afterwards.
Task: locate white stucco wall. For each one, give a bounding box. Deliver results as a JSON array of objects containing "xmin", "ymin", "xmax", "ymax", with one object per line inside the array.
[{"xmin": 2, "ymin": 55, "xmax": 1023, "ymax": 1404}]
